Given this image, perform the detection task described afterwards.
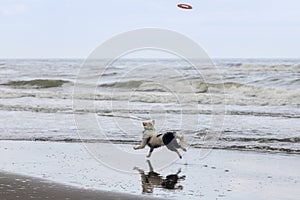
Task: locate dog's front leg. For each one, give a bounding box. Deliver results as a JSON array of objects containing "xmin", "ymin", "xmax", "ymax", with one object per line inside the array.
[
  {"xmin": 146, "ymin": 148, "xmax": 154, "ymax": 158},
  {"xmin": 133, "ymin": 138, "xmax": 148, "ymax": 150}
]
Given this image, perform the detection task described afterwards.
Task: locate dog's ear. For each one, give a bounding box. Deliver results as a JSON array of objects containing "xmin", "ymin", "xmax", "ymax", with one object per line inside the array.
[
  {"xmin": 152, "ymin": 120, "xmax": 155, "ymax": 125},
  {"xmin": 142, "ymin": 122, "xmax": 146, "ymax": 126}
]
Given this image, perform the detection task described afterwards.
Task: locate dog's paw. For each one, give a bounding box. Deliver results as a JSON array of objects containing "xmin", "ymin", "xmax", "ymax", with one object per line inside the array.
[
  {"xmin": 133, "ymin": 145, "xmax": 139, "ymax": 150},
  {"xmin": 179, "ymin": 155, "xmax": 182, "ymax": 159}
]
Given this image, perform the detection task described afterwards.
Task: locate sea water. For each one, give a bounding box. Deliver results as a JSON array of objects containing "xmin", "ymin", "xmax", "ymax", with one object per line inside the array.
[{"xmin": 0, "ymin": 58, "xmax": 299, "ymax": 154}]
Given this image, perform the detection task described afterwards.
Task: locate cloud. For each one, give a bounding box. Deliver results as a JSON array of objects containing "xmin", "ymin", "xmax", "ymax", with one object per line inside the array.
[{"xmin": 0, "ymin": 3, "xmax": 28, "ymax": 16}]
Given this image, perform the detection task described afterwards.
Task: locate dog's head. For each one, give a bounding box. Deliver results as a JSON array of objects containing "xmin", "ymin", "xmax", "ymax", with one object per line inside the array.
[{"xmin": 142, "ymin": 120, "xmax": 155, "ymax": 130}]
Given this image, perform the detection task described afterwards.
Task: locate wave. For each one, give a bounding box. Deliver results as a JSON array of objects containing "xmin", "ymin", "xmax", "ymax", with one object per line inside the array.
[
  {"xmin": 0, "ymin": 77, "xmax": 299, "ymax": 107},
  {"xmin": 191, "ymin": 133, "xmax": 300, "ymax": 154},
  {"xmin": 101, "ymin": 72, "xmax": 118, "ymax": 77},
  {"xmin": 98, "ymin": 80, "xmax": 300, "ymax": 107},
  {"xmin": 1, "ymin": 79, "xmax": 71, "ymax": 89},
  {"xmin": 98, "ymin": 80, "xmax": 245, "ymax": 91},
  {"xmin": 98, "ymin": 80, "xmax": 146, "ymax": 89},
  {"xmin": 0, "ymin": 87, "xmax": 299, "ymax": 107},
  {"xmin": 98, "ymin": 80, "xmax": 180, "ymax": 92},
  {"xmin": 220, "ymin": 136, "xmax": 300, "ymax": 143},
  {"xmin": 194, "ymin": 82, "xmax": 245, "ymax": 92},
  {"xmin": 226, "ymin": 63, "xmax": 300, "ymax": 72},
  {"xmin": 0, "ymin": 101, "xmax": 299, "ymax": 120},
  {"xmin": 191, "ymin": 144, "xmax": 300, "ymax": 154},
  {"xmin": 0, "ymin": 136, "xmax": 298, "ymax": 154},
  {"xmin": 290, "ymin": 78, "xmax": 300, "ymax": 84}
]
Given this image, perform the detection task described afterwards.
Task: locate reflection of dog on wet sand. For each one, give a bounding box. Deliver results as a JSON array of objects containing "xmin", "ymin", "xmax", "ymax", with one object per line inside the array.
[
  {"xmin": 133, "ymin": 120, "xmax": 187, "ymax": 158},
  {"xmin": 134, "ymin": 160, "xmax": 186, "ymax": 193}
]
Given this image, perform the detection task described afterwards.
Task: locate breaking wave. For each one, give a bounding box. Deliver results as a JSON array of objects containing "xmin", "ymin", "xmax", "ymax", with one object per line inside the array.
[
  {"xmin": 98, "ymin": 80, "xmax": 146, "ymax": 89},
  {"xmin": 0, "ymin": 83, "xmax": 299, "ymax": 106},
  {"xmin": 1, "ymin": 79, "xmax": 71, "ymax": 89}
]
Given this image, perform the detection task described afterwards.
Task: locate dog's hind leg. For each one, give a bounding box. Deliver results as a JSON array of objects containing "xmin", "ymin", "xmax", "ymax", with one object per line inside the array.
[
  {"xmin": 174, "ymin": 149, "xmax": 182, "ymax": 159},
  {"xmin": 180, "ymin": 146, "xmax": 187, "ymax": 152},
  {"xmin": 146, "ymin": 148, "xmax": 154, "ymax": 158}
]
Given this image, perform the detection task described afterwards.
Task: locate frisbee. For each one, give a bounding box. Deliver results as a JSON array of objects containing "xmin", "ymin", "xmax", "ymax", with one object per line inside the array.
[{"xmin": 177, "ymin": 4, "xmax": 193, "ymax": 10}]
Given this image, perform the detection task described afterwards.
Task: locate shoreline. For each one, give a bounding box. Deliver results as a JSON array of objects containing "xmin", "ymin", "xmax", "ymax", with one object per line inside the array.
[
  {"xmin": 0, "ymin": 140, "xmax": 299, "ymax": 199},
  {"xmin": 0, "ymin": 138, "xmax": 299, "ymax": 155}
]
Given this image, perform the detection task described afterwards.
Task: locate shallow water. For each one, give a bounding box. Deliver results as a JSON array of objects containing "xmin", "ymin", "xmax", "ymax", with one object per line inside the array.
[{"xmin": 0, "ymin": 58, "xmax": 299, "ymax": 154}]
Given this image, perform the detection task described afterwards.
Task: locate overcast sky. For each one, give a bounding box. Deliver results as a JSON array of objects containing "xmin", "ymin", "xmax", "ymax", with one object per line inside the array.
[{"xmin": 0, "ymin": 0, "xmax": 299, "ymax": 58}]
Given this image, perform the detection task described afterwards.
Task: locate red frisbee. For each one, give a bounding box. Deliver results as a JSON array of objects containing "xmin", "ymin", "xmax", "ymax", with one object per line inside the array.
[{"xmin": 177, "ymin": 3, "xmax": 193, "ymax": 10}]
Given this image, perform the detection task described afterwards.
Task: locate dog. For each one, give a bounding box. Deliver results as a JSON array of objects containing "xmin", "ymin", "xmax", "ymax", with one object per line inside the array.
[
  {"xmin": 134, "ymin": 160, "xmax": 185, "ymax": 193},
  {"xmin": 133, "ymin": 120, "xmax": 187, "ymax": 159}
]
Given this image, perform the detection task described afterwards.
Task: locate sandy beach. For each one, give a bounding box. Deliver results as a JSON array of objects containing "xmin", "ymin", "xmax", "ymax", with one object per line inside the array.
[
  {"xmin": 0, "ymin": 171, "xmax": 158, "ymax": 200},
  {"xmin": 0, "ymin": 140, "xmax": 299, "ymax": 200}
]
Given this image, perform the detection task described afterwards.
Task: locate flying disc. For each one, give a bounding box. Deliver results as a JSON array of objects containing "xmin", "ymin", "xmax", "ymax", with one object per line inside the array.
[{"xmin": 177, "ymin": 4, "xmax": 193, "ymax": 10}]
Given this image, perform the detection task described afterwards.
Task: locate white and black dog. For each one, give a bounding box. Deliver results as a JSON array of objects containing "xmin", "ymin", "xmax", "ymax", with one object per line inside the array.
[{"xmin": 133, "ymin": 120, "xmax": 187, "ymax": 158}]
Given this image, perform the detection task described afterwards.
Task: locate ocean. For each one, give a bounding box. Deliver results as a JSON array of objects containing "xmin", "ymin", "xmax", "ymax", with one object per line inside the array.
[{"xmin": 0, "ymin": 58, "xmax": 299, "ymax": 154}]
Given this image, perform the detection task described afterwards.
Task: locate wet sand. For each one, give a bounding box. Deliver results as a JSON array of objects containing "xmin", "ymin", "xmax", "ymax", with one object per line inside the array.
[
  {"xmin": 0, "ymin": 140, "xmax": 299, "ymax": 200},
  {"xmin": 0, "ymin": 171, "xmax": 159, "ymax": 200}
]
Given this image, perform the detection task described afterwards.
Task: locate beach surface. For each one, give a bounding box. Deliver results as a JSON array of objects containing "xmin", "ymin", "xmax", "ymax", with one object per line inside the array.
[
  {"xmin": 0, "ymin": 140, "xmax": 299, "ymax": 200},
  {"xmin": 0, "ymin": 171, "xmax": 158, "ymax": 200}
]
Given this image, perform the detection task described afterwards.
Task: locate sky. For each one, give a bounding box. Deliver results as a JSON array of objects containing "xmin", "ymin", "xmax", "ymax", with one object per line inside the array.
[{"xmin": 0, "ymin": 0, "xmax": 299, "ymax": 58}]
